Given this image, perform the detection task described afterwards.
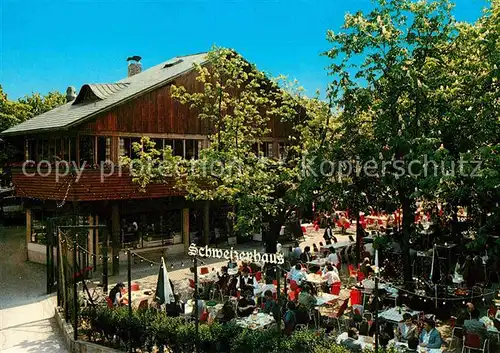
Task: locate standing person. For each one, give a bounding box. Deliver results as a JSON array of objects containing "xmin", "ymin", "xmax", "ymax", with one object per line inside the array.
[
  {"xmin": 419, "ymin": 319, "xmax": 442, "ymax": 350},
  {"xmin": 300, "ymin": 246, "xmax": 312, "ymax": 263},
  {"xmin": 327, "ymin": 247, "xmax": 340, "ymax": 268},
  {"xmin": 236, "ymin": 269, "xmax": 258, "ymax": 292},
  {"xmin": 324, "ymin": 223, "xmax": 333, "ymax": 245}
]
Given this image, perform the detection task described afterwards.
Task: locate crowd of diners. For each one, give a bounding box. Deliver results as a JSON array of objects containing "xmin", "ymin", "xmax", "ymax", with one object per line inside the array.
[{"xmin": 103, "ymin": 204, "xmax": 499, "ymax": 352}]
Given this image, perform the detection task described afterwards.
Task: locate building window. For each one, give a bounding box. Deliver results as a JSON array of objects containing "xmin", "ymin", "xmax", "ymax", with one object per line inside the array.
[
  {"xmin": 79, "ymin": 136, "xmax": 95, "ymax": 166},
  {"xmin": 70, "ymin": 137, "xmax": 77, "ymax": 163},
  {"xmin": 185, "ymin": 140, "xmax": 196, "ymax": 159},
  {"xmin": 263, "ymin": 142, "xmax": 273, "ymax": 158},
  {"xmin": 131, "ymin": 138, "xmax": 141, "ymax": 159},
  {"xmin": 97, "ymin": 136, "xmax": 111, "ymax": 163},
  {"xmin": 173, "ymin": 140, "xmax": 184, "ymax": 157},
  {"xmin": 26, "ymin": 140, "xmax": 36, "ymax": 161},
  {"xmin": 278, "ymin": 142, "xmax": 288, "ymax": 160}
]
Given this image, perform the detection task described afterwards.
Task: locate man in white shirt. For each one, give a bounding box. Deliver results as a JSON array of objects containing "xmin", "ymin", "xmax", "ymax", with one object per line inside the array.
[
  {"xmin": 323, "ymin": 265, "xmax": 340, "ymax": 286},
  {"xmin": 327, "ymin": 248, "xmax": 340, "ymax": 267}
]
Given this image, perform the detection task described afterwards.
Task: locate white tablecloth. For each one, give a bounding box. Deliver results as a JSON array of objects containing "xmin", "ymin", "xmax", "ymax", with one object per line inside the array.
[
  {"xmin": 379, "ymin": 307, "xmax": 421, "ymax": 323},
  {"xmin": 235, "ymin": 313, "xmax": 275, "ymax": 330},
  {"xmin": 315, "ymin": 293, "xmax": 338, "ymax": 306},
  {"xmin": 305, "ymin": 273, "xmax": 326, "ymax": 284},
  {"xmin": 336, "ymin": 332, "xmax": 374, "ymax": 350}
]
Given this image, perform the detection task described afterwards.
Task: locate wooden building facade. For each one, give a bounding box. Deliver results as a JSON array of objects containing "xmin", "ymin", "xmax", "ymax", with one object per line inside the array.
[{"xmin": 1, "ymin": 52, "xmax": 292, "ymax": 271}]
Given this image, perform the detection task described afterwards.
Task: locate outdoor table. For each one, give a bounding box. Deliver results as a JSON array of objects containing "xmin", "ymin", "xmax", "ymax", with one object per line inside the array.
[
  {"xmin": 315, "ymin": 292, "xmax": 338, "ymax": 307},
  {"xmin": 336, "ymin": 332, "xmax": 374, "ymax": 350},
  {"xmin": 305, "ymin": 273, "xmax": 326, "ymax": 285},
  {"xmin": 321, "ymin": 241, "xmax": 354, "ymax": 251},
  {"xmin": 253, "ymin": 283, "xmax": 277, "ymax": 297},
  {"xmin": 307, "ymin": 258, "xmax": 327, "ymax": 267},
  {"xmin": 234, "ymin": 312, "xmax": 275, "ymax": 330},
  {"xmin": 378, "ymin": 307, "xmax": 421, "ymax": 323}
]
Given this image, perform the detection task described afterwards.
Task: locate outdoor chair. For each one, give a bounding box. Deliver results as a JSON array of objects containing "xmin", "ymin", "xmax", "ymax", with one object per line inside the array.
[
  {"xmin": 348, "ymin": 264, "xmax": 358, "ymax": 285},
  {"xmin": 200, "ymin": 267, "xmax": 209, "ymax": 275},
  {"xmin": 327, "ymin": 299, "xmax": 348, "ymax": 331},
  {"xmin": 189, "ymin": 279, "xmax": 196, "ymax": 289},
  {"xmin": 330, "ymin": 282, "xmax": 341, "ymax": 295},
  {"xmin": 137, "ymin": 299, "xmax": 148, "ymax": 310},
  {"xmin": 255, "ymin": 271, "xmax": 262, "ymax": 282},
  {"xmin": 105, "ymin": 297, "xmax": 114, "ymax": 308},
  {"xmin": 462, "ymin": 333, "xmax": 488, "ymax": 353},
  {"xmin": 450, "ymin": 326, "xmax": 463, "ymax": 351}
]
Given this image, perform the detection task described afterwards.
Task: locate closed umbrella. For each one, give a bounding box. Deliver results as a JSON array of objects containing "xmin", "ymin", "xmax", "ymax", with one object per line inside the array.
[{"xmin": 155, "ymin": 257, "xmax": 175, "ymax": 304}]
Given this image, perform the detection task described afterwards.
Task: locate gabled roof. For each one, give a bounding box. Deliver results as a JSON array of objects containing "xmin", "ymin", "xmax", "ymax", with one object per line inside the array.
[{"xmin": 1, "ymin": 52, "xmax": 208, "ymax": 136}]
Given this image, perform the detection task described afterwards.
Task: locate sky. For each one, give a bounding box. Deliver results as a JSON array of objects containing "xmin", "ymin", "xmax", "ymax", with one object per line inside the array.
[{"xmin": 0, "ymin": 0, "xmax": 489, "ymax": 100}]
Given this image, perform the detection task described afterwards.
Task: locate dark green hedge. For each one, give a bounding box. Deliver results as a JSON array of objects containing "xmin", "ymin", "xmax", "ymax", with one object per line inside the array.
[{"xmin": 80, "ymin": 306, "xmax": 394, "ymax": 353}]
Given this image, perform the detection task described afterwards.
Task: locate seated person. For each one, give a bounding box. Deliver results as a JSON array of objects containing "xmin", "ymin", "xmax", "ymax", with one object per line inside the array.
[
  {"xmin": 237, "ymin": 290, "xmax": 256, "ymax": 317},
  {"xmin": 456, "ymin": 302, "xmax": 481, "ymax": 327},
  {"xmin": 419, "ymin": 319, "xmax": 442, "ymax": 349},
  {"xmin": 327, "ymin": 248, "xmax": 340, "ymax": 267},
  {"xmin": 405, "ymin": 337, "xmax": 419, "ymax": 352},
  {"xmin": 109, "ymin": 282, "xmax": 126, "ymax": 306},
  {"xmin": 216, "ymin": 301, "xmax": 236, "ymax": 324},
  {"xmin": 236, "ymin": 269, "xmax": 258, "ymax": 292},
  {"xmin": 322, "ymin": 265, "xmax": 340, "ymax": 292},
  {"xmin": 263, "ymin": 290, "xmax": 280, "ymax": 321},
  {"xmin": 289, "ymin": 264, "xmax": 306, "ymax": 285},
  {"xmin": 298, "ymin": 285, "xmax": 317, "ymax": 311},
  {"xmin": 227, "ymin": 258, "xmax": 238, "ymax": 269},
  {"xmin": 283, "ymin": 301, "xmax": 297, "ymax": 334},
  {"xmin": 463, "ymin": 309, "xmax": 487, "ymax": 346},
  {"xmin": 341, "ymin": 327, "xmax": 362, "ymax": 353},
  {"xmin": 396, "ymin": 313, "xmax": 418, "ymax": 341}
]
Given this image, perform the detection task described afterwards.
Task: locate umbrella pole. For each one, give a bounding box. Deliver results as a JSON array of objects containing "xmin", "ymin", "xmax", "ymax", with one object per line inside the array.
[
  {"xmin": 194, "ymin": 257, "xmax": 199, "ymax": 353},
  {"xmin": 374, "ymin": 275, "xmax": 379, "ymax": 353},
  {"xmin": 127, "ymin": 250, "xmax": 132, "ymax": 352}
]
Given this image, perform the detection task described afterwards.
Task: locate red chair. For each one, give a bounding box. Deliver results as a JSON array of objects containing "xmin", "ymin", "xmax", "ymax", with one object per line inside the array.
[
  {"xmin": 105, "ymin": 297, "xmax": 114, "ymax": 308},
  {"xmin": 330, "ymin": 282, "xmax": 341, "ymax": 295},
  {"xmin": 273, "ymin": 280, "xmax": 278, "ymax": 286},
  {"xmin": 301, "ymin": 226, "xmax": 307, "ymax": 233},
  {"xmin": 200, "ymin": 267, "xmax": 209, "ymax": 275},
  {"xmin": 348, "ymin": 264, "xmax": 358, "ymax": 284},
  {"xmin": 131, "ymin": 282, "xmax": 140, "ymax": 291},
  {"xmin": 289, "ymin": 280, "xmax": 299, "ymax": 292},
  {"xmin": 200, "ymin": 311, "xmax": 209, "ymax": 322},
  {"xmin": 462, "ymin": 332, "xmax": 488, "ymax": 352},
  {"xmin": 289, "ymin": 291, "xmax": 297, "ymax": 301},
  {"xmin": 255, "ymin": 271, "xmax": 262, "ymax": 282},
  {"xmin": 357, "ymin": 271, "xmax": 366, "ymax": 282},
  {"xmin": 350, "ymin": 289, "xmax": 362, "ymax": 306},
  {"xmin": 316, "ymin": 271, "xmax": 323, "ymax": 275},
  {"xmin": 189, "ymin": 279, "xmax": 195, "ymax": 289}
]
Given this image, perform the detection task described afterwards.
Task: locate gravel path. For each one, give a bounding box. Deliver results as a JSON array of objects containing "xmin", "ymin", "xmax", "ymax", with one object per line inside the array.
[{"xmin": 0, "ymin": 226, "xmax": 68, "ymax": 353}]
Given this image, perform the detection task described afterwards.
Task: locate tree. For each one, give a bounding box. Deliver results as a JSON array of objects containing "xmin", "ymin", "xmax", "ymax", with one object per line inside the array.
[
  {"xmin": 0, "ymin": 86, "xmax": 66, "ymax": 180},
  {"xmin": 122, "ymin": 47, "xmax": 330, "ymax": 252},
  {"xmin": 325, "ymin": 0, "xmax": 466, "ymax": 284}
]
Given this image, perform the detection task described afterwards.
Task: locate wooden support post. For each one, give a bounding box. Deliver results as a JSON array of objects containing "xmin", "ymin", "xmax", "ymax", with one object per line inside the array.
[
  {"xmin": 203, "ymin": 201, "xmax": 210, "ymax": 245},
  {"xmin": 111, "ymin": 203, "xmax": 120, "ymax": 275},
  {"xmin": 182, "ymin": 208, "xmax": 190, "ymax": 253},
  {"xmin": 88, "ymin": 215, "xmax": 94, "ymax": 258},
  {"xmin": 25, "ymin": 208, "xmax": 32, "ymax": 261}
]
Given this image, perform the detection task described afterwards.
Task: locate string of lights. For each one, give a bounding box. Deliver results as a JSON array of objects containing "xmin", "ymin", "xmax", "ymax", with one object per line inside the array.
[{"xmin": 375, "ymin": 277, "xmax": 494, "ymax": 304}]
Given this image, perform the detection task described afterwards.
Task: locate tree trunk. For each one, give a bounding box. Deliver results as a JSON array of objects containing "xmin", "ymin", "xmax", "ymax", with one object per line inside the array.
[{"xmin": 401, "ymin": 196, "xmax": 413, "ymax": 285}]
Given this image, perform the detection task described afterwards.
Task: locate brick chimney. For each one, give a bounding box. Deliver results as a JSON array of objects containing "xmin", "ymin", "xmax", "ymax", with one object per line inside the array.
[
  {"xmin": 66, "ymin": 86, "xmax": 76, "ymax": 102},
  {"xmin": 127, "ymin": 56, "xmax": 142, "ymax": 77}
]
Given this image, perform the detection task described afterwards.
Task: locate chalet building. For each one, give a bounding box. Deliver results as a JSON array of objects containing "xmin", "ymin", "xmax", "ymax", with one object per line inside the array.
[{"xmin": 0, "ymin": 52, "xmax": 291, "ymax": 271}]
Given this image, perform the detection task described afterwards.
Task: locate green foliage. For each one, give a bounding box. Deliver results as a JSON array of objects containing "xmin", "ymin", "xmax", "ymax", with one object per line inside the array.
[
  {"xmin": 81, "ymin": 306, "xmax": 357, "ymax": 353},
  {"xmin": 122, "ymin": 46, "xmax": 332, "ymax": 250}
]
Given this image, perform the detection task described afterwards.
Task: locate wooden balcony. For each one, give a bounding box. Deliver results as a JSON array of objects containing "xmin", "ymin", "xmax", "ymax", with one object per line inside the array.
[{"xmin": 11, "ymin": 166, "xmax": 184, "ymax": 201}]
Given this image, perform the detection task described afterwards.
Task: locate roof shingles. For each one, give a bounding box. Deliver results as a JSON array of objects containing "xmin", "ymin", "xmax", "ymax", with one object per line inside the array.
[{"xmin": 1, "ymin": 52, "xmax": 207, "ymax": 136}]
